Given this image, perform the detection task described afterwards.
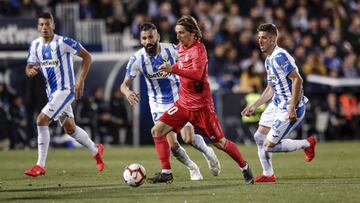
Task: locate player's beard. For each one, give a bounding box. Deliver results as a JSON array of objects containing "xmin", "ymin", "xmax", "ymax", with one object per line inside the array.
[{"xmin": 145, "ymin": 42, "xmax": 158, "ymax": 55}]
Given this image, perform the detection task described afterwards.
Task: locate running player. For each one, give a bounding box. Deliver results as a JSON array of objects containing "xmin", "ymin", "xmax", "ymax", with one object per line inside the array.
[
  {"xmin": 241, "ymin": 23, "xmax": 317, "ymax": 182},
  {"xmin": 24, "ymin": 12, "xmax": 104, "ymax": 177},
  {"xmin": 150, "ymin": 15, "xmax": 254, "ymax": 184},
  {"xmin": 120, "ymin": 22, "xmax": 220, "ymax": 181}
]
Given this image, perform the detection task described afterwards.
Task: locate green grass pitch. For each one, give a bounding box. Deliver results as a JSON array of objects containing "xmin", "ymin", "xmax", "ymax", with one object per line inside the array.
[{"xmin": 1, "ymin": 141, "xmax": 360, "ymax": 203}]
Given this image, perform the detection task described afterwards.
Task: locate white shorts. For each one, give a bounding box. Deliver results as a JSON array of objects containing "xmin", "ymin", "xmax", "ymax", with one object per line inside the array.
[
  {"xmin": 42, "ymin": 90, "xmax": 75, "ymax": 123},
  {"xmin": 259, "ymin": 102, "xmax": 305, "ymax": 144},
  {"xmin": 149, "ymin": 101, "xmax": 192, "ymax": 127}
]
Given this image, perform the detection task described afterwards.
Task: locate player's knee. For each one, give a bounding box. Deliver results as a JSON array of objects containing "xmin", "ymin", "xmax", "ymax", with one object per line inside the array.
[
  {"xmin": 263, "ymin": 142, "xmax": 276, "ymax": 152},
  {"xmin": 182, "ymin": 134, "xmax": 193, "ymax": 144},
  {"xmin": 170, "ymin": 144, "xmax": 180, "ymax": 154},
  {"xmin": 151, "ymin": 126, "xmax": 163, "ymax": 137},
  {"xmin": 213, "ymin": 138, "xmax": 226, "ymax": 149},
  {"xmin": 36, "ymin": 114, "xmax": 50, "ymax": 126},
  {"xmin": 64, "ymin": 124, "xmax": 76, "ymax": 135},
  {"xmin": 254, "ymin": 131, "xmax": 265, "ymax": 146},
  {"xmin": 151, "ymin": 126, "xmax": 158, "ymax": 137}
]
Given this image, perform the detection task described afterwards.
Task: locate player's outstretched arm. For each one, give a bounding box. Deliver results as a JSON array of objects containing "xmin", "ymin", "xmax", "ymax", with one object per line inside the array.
[
  {"xmin": 25, "ymin": 64, "xmax": 39, "ymax": 78},
  {"xmin": 75, "ymin": 47, "xmax": 92, "ymax": 100},
  {"xmin": 241, "ymin": 84, "xmax": 273, "ymax": 116},
  {"xmin": 120, "ymin": 76, "xmax": 140, "ymax": 106}
]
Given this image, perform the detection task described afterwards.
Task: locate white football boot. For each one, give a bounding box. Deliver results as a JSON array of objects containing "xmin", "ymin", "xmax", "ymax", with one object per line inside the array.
[{"xmin": 189, "ymin": 164, "xmax": 203, "ymax": 181}]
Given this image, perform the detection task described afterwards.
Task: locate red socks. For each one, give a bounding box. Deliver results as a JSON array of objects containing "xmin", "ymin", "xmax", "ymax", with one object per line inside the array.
[
  {"xmin": 153, "ymin": 136, "xmax": 171, "ymax": 170},
  {"xmin": 222, "ymin": 139, "xmax": 247, "ymax": 168}
]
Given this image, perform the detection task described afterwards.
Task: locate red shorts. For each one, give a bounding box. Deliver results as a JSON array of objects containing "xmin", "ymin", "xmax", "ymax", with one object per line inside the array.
[{"xmin": 159, "ymin": 101, "xmax": 224, "ymax": 143}]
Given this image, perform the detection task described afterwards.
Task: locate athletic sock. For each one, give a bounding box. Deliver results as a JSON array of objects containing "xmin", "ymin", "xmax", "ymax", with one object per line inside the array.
[
  {"xmin": 254, "ymin": 131, "xmax": 274, "ymax": 176},
  {"xmin": 153, "ymin": 136, "xmax": 171, "ymax": 172},
  {"xmin": 171, "ymin": 145, "xmax": 196, "ymax": 169},
  {"xmin": 70, "ymin": 126, "xmax": 98, "ymax": 155},
  {"xmin": 221, "ymin": 139, "xmax": 247, "ymax": 168},
  {"xmin": 266, "ymin": 139, "xmax": 310, "ymax": 152},
  {"xmin": 36, "ymin": 126, "xmax": 50, "ymax": 167},
  {"xmin": 191, "ymin": 134, "xmax": 212, "ymax": 157}
]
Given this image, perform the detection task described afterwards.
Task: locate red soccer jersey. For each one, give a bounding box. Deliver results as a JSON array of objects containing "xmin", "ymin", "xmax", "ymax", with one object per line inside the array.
[{"xmin": 172, "ymin": 40, "xmax": 213, "ymax": 110}]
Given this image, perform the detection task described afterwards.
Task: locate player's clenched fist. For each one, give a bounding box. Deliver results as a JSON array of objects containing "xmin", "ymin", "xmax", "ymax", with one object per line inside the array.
[{"xmin": 25, "ymin": 64, "xmax": 39, "ymax": 78}]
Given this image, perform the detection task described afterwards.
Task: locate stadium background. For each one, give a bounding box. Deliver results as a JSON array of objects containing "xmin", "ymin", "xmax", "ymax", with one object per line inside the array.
[{"xmin": 0, "ymin": 0, "xmax": 360, "ymax": 150}]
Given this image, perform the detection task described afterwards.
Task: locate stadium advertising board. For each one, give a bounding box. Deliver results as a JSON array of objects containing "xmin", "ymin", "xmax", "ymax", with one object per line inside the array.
[{"xmin": 0, "ymin": 18, "xmax": 39, "ymax": 50}]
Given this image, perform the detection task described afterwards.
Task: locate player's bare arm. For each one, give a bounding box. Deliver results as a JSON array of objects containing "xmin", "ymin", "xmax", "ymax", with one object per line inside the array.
[
  {"xmin": 287, "ymin": 70, "xmax": 303, "ymax": 122},
  {"xmin": 75, "ymin": 47, "xmax": 92, "ymax": 100},
  {"xmin": 120, "ymin": 76, "xmax": 140, "ymax": 106},
  {"xmin": 241, "ymin": 84, "xmax": 273, "ymax": 116},
  {"xmin": 25, "ymin": 64, "xmax": 39, "ymax": 78}
]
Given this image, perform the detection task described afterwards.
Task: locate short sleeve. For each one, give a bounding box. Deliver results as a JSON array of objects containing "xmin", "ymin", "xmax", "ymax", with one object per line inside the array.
[
  {"xmin": 62, "ymin": 37, "xmax": 82, "ymax": 55},
  {"xmin": 274, "ymin": 53, "xmax": 295, "ymax": 75},
  {"xmin": 27, "ymin": 41, "xmax": 38, "ymax": 64},
  {"xmin": 164, "ymin": 44, "xmax": 178, "ymax": 65},
  {"xmin": 171, "ymin": 43, "xmax": 178, "ymax": 61},
  {"xmin": 126, "ymin": 55, "xmax": 140, "ymax": 79}
]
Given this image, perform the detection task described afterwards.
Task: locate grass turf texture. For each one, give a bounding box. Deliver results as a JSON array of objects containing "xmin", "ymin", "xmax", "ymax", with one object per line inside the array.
[{"xmin": 1, "ymin": 141, "xmax": 360, "ymax": 203}]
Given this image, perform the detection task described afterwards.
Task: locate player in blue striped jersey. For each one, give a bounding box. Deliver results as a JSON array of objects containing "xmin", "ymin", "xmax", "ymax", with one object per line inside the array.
[
  {"xmin": 24, "ymin": 12, "xmax": 104, "ymax": 177},
  {"xmin": 242, "ymin": 23, "xmax": 317, "ymax": 182},
  {"xmin": 120, "ymin": 23, "xmax": 220, "ymax": 182}
]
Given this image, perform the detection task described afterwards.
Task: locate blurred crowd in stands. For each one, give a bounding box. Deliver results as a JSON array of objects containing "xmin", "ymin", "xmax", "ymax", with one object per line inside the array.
[
  {"xmin": 0, "ymin": 79, "xmax": 131, "ymax": 150},
  {"xmin": 1, "ymin": 0, "xmax": 360, "ymax": 149}
]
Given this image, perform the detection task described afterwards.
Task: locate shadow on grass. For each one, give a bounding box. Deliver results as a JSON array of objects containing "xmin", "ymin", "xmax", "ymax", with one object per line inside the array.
[
  {"xmin": 1, "ymin": 182, "xmax": 242, "ymax": 201},
  {"xmin": 0, "ymin": 183, "xmax": 120, "ymax": 193}
]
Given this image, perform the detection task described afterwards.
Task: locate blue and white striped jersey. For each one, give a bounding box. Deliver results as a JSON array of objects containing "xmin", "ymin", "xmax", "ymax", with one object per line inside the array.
[
  {"xmin": 27, "ymin": 34, "xmax": 80, "ymax": 98},
  {"xmin": 265, "ymin": 46, "xmax": 308, "ymax": 110},
  {"xmin": 126, "ymin": 43, "xmax": 180, "ymax": 104}
]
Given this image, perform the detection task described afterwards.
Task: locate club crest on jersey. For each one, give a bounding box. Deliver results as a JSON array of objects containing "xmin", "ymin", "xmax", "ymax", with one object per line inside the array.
[
  {"xmin": 161, "ymin": 54, "xmax": 169, "ymax": 63},
  {"xmin": 269, "ymin": 75, "xmax": 278, "ymax": 83}
]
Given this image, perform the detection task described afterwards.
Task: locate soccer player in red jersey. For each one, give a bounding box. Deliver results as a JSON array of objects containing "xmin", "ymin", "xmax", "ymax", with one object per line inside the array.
[{"xmin": 147, "ymin": 15, "xmax": 254, "ymax": 184}]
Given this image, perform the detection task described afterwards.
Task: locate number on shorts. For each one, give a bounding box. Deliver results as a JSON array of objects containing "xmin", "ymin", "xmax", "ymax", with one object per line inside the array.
[
  {"xmin": 167, "ymin": 106, "xmax": 178, "ymax": 115},
  {"xmin": 152, "ymin": 112, "xmax": 158, "ymax": 121}
]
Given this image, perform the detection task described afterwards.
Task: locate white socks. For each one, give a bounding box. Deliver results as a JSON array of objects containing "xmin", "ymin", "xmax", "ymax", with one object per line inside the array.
[
  {"xmin": 70, "ymin": 126, "xmax": 98, "ymax": 156},
  {"xmin": 191, "ymin": 134, "xmax": 213, "ymax": 157},
  {"xmin": 254, "ymin": 131, "xmax": 274, "ymax": 176},
  {"xmin": 36, "ymin": 126, "xmax": 50, "ymax": 167},
  {"xmin": 171, "ymin": 145, "xmax": 197, "ymax": 169},
  {"xmin": 255, "ymin": 130, "xmax": 311, "ymax": 176},
  {"xmin": 35, "ymin": 125, "xmax": 98, "ymax": 167},
  {"xmin": 266, "ymin": 139, "xmax": 310, "ymax": 152}
]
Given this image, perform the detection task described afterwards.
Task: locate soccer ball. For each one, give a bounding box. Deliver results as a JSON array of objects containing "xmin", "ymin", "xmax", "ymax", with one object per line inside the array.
[{"xmin": 123, "ymin": 163, "xmax": 146, "ymax": 187}]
